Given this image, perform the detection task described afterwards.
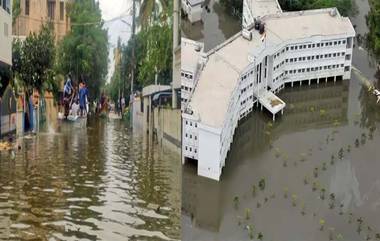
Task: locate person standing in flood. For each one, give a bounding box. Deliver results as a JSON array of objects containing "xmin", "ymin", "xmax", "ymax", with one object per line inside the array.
[
  {"xmin": 63, "ymin": 74, "xmax": 74, "ymax": 118},
  {"xmin": 79, "ymin": 82, "xmax": 89, "ymax": 117}
]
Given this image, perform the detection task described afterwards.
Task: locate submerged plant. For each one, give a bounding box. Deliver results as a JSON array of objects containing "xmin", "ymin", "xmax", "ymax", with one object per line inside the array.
[
  {"xmin": 347, "ymin": 145, "xmax": 351, "ymax": 153},
  {"xmin": 355, "ymin": 138, "xmax": 360, "ymax": 147},
  {"xmin": 284, "ymin": 187, "xmax": 289, "ymax": 198},
  {"xmin": 348, "ymin": 213, "xmax": 353, "ymax": 224},
  {"xmin": 304, "ymin": 176, "xmax": 309, "ymax": 185},
  {"xmin": 301, "ymin": 202, "xmax": 306, "ymax": 216},
  {"xmin": 361, "ymin": 133, "xmax": 366, "ymax": 145},
  {"xmin": 245, "ymin": 208, "xmax": 251, "ymax": 220},
  {"xmin": 257, "ymin": 201, "xmax": 261, "ymax": 208},
  {"xmin": 237, "ymin": 215, "xmax": 243, "ymax": 226},
  {"xmin": 320, "ymin": 188, "xmax": 326, "ymax": 200},
  {"xmin": 320, "ymin": 219, "xmax": 325, "ymax": 231},
  {"xmin": 312, "ymin": 181, "xmax": 319, "ymax": 192},
  {"xmin": 233, "ymin": 196, "xmax": 239, "ymax": 209},
  {"xmin": 283, "ymin": 160, "xmax": 288, "ymax": 167},
  {"xmin": 339, "ymin": 203, "xmax": 344, "ymax": 215},
  {"xmin": 300, "ymin": 153, "xmax": 307, "ymax": 162},
  {"xmin": 322, "ymin": 162, "xmax": 327, "ymax": 171},
  {"xmin": 314, "ymin": 167, "xmax": 319, "ymax": 178},
  {"xmin": 338, "ymin": 148, "xmax": 344, "ymax": 160},
  {"xmin": 336, "ymin": 233, "xmax": 343, "ymax": 240},
  {"xmin": 291, "ymin": 194, "xmax": 298, "ymax": 207},
  {"xmin": 257, "ymin": 232, "xmax": 264, "ymax": 240},
  {"xmin": 252, "ymin": 185, "xmax": 257, "ymax": 197},
  {"xmin": 275, "ymin": 148, "xmax": 281, "ymax": 158},
  {"xmin": 329, "ymin": 193, "xmax": 335, "ymax": 209},
  {"xmin": 329, "ymin": 228, "xmax": 335, "ymax": 241},
  {"xmin": 247, "ymin": 224, "xmax": 254, "ymax": 239},
  {"xmin": 259, "ymin": 178, "xmax": 265, "ymax": 191}
]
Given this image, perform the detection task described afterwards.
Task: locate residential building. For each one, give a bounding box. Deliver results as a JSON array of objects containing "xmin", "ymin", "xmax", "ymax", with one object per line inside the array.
[
  {"xmin": 13, "ymin": 0, "xmax": 71, "ymax": 41},
  {"xmin": 0, "ymin": 0, "xmax": 11, "ymax": 68},
  {"xmin": 181, "ymin": 0, "xmax": 355, "ymax": 180},
  {"xmin": 182, "ymin": 0, "xmax": 204, "ymax": 23}
]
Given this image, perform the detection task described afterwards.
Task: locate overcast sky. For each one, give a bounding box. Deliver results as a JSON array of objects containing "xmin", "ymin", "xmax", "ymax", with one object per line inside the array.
[{"xmin": 98, "ymin": 0, "xmax": 133, "ymax": 83}]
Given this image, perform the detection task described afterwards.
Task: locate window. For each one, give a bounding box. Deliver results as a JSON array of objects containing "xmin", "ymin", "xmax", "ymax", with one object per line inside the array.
[
  {"xmin": 195, "ymin": 136, "xmax": 197, "ymax": 140},
  {"xmin": 317, "ymin": 43, "xmax": 320, "ymax": 47},
  {"xmin": 25, "ymin": 0, "xmax": 29, "ymax": 15},
  {"xmin": 195, "ymin": 123, "xmax": 197, "ymax": 127},
  {"xmin": 195, "ymin": 149, "xmax": 197, "ymax": 153},
  {"xmin": 345, "ymin": 66, "xmax": 350, "ymax": 72},
  {"xmin": 60, "ymin": 1, "xmax": 64, "ymax": 20},
  {"xmin": 47, "ymin": 0, "xmax": 56, "ymax": 19},
  {"xmin": 291, "ymin": 46, "xmax": 294, "ymax": 50},
  {"xmin": 185, "ymin": 146, "xmax": 188, "ymax": 150},
  {"xmin": 312, "ymin": 44, "xmax": 315, "ymax": 48},
  {"xmin": 308, "ymin": 44, "xmax": 311, "ymax": 48}
]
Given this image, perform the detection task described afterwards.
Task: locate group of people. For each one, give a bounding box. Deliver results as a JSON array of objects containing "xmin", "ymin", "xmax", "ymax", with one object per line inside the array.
[{"xmin": 63, "ymin": 74, "xmax": 89, "ymax": 119}]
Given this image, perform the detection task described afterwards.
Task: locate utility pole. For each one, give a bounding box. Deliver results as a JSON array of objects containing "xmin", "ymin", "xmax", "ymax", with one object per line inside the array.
[
  {"xmin": 130, "ymin": 0, "xmax": 136, "ymax": 126},
  {"xmin": 172, "ymin": 0, "xmax": 180, "ymax": 108}
]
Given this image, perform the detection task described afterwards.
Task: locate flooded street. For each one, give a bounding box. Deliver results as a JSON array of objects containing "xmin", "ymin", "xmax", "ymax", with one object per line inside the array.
[
  {"xmin": 182, "ymin": 0, "xmax": 380, "ymax": 240},
  {"xmin": 181, "ymin": 0, "xmax": 241, "ymax": 51},
  {"xmin": 0, "ymin": 119, "xmax": 180, "ymax": 241}
]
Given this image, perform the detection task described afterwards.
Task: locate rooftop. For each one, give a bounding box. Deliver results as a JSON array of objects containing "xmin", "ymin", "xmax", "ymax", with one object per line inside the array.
[
  {"xmin": 181, "ymin": 38, "xmax": 204, "ymax": 73},
  {"xmin": 247, "ymin": 0, "xmax": 282, "ymax": 18},
  {"xmin": 187, "ymin": 8, "xmax": 355, "ymax": 128},
  {"xmin": 262, "ymin": 8, "xmax": 356, "ymax": 44}
]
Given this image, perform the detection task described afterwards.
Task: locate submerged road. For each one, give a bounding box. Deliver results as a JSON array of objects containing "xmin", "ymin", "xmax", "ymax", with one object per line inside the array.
[{"xmin": 0, "ymin": 118, "xmax": 180, "ymax": 241}]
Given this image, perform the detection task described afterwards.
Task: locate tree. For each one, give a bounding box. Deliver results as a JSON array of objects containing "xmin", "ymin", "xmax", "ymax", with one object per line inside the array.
[
  {"xmin": 57, "ymin": 0, "xmax": 108, "ymax": 100},
  {"xmin": 138, "ymin": 0, "xmax": 171, "ymax": 28},
  {"xmin": 138, "ymin": 23, "xmax": 173, "ymax": 86},
  {"xmin": 12, "ymin": 24, "xmax": 56, "ymax": 96},
  {"xmin": 366, "ymin": 0, "xmax": 380, "ymax": 59}
]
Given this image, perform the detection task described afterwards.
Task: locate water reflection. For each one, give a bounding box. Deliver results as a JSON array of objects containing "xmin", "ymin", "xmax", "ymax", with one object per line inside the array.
[
  {"xmin": 0, "ymin": 119, "xmax": 180, "ymax": 241},
  {"xmin": 182, "ymin": 78, "xmax": 380, "ymax": 240}
]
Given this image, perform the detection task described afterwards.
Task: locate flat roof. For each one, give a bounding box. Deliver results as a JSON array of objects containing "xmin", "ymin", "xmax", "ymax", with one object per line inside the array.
[
  {"xmin": 181, "ymin": 38, "xmax": 204, "ymax": 73},
  {"xmin": 247, "ymin": 0, "xmax": 282, "ymax": 18},
  {"xmin": 263, "ymin": 9, "xmax": 356, "ymax": 44},
  {"xmin": 187, "ymin": 8, "xmax": 355, "ymax": 129}
]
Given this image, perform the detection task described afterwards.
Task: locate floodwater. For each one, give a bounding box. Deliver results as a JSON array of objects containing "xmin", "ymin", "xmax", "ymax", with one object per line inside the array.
[
  {"xmin": 181, "ymin": 0, "xmax": 241, "ymax": 51},
  {"xmin": 0, "ymin": 118, "xmax": 180, "ymax": 241},
  {"xmin": 182, "ymin": 0, "xmax": 380, "ymax": 240}
]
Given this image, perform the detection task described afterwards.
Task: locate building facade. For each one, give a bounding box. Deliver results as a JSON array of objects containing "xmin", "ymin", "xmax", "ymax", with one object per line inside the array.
[
  {"xmin": 0, "ymin": 0, "xmax": 11, "ymax": 68},
  {"xmin": 13, "ymin": 0, "xmax": 71, "ymax": 41},
  {"xmin": 181, "ymin": 0, "xmax": 355, "ymax": 181}
]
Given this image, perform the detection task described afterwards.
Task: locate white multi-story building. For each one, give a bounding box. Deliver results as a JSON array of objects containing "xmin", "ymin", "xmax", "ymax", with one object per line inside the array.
[
  {"xmin": 0, "ymin": 0, "xmax": 11, "ymax": 68},
  {"xmin": 182, "ymin": 0, "xmax": 204, "ymax": 23},
  {"xmin": 181, "ymin": 0, "xmax": 355, "ymax": 181},
  {"xmin": 181, "ymin": 38, "xmax": 204, "ymax": 110}
]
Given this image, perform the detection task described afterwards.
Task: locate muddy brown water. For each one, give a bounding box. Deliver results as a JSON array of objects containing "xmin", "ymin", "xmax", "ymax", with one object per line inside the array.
[
  {"xmin": 181, "ymin": 0, "xmax": 241, "ymax": 51},
  {"xmin": 182, "ymin": 0, "xmax": 380, "ymax": 240},
  {"xmin": 0, "ymin": 119, "xmax": 180, "ymax": 241}
]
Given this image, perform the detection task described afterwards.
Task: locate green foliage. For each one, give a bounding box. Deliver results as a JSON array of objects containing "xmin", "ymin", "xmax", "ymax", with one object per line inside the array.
[
  {"xmin": 12, "ymin": 24, "xmax": 57, "ymax": 95},
  {"xmin": 137, "ymin": 23, "xmax": 173, "ymax": 87},
  {"xmin": 366, "ymin": 0, "xmax": 380, "ymax": 59},
  {"xmin": 57, "ymin": 0, "xmax": 108, "ymax": 100},
  {"xmin": 278, "ymin": 0, "xmax": 355, "ymax": 16},
  {"xmin": 12, "ymin": 0, "xmax": 21, "ymax": 24}
]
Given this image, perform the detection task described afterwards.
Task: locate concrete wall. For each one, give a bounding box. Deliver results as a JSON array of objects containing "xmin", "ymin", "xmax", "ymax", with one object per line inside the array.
[
  {"xmin": 13, "ymin": 0, "xmax": 71, "ymax": 42},
  {"xmin": 198, "ymin": 124, "xmax": 221, "ymax": 181},
  {"xmin": 0, "ymin": 2, "xmax": 12, "ymax": 66},
  {"xmin": 153, "ymin": 107, "xmax": 181, "ymax": 151}
]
